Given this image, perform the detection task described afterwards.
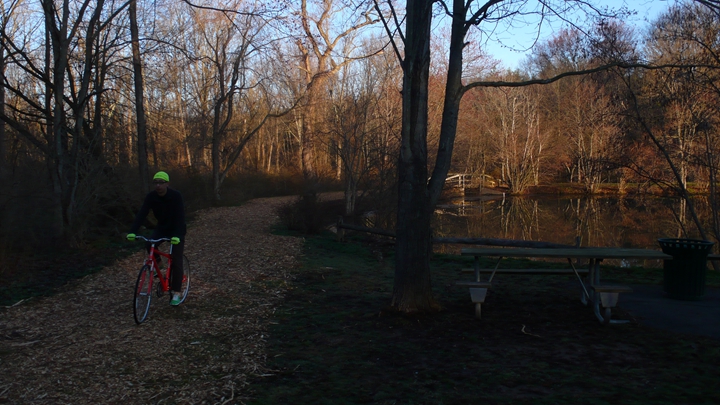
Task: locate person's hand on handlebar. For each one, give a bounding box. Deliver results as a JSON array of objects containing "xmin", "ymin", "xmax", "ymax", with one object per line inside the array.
[
  {"xmin": 127, "ymin": 233, "xmax": 136, "ymax": 241},
  {"xmin": 171, "ymin": 237, "xmax": 180, "ymax": 245}
]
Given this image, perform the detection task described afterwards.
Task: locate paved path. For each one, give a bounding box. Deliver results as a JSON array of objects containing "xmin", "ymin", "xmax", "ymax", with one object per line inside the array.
[{"xmin": 621, "ymin": 285, "xmax": 720, "ymax": 339}]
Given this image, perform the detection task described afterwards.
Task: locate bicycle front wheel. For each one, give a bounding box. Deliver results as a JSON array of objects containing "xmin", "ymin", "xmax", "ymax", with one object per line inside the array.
[
  {"xmin": 134, "ymin": 264, "xmax": 153, "ymax": 324},
  {"xmin": 177, "ymin": 255, "xmax": 190, "ymax": 304}
]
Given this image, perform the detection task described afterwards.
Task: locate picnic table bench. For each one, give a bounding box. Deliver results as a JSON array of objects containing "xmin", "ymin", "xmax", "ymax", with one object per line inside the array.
[{"xmin": 458, "ymin": 247, "xmax": 673, "ymax": 324}]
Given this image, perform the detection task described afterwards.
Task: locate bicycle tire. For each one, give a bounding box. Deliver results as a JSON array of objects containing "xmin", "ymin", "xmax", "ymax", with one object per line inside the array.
[
  {"xmin": 176, "ymin": 255, "xmax": 190, "ymax": 304},
  {"xmin": 134, "ymin": 264, "xmax": 153, "ymax": 324}
]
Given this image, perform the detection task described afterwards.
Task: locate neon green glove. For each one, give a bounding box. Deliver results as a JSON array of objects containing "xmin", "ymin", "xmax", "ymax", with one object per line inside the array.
[
  {"xmin": 127, "ymin": 233, "xmax": 136, "ymax": 241},
  {"xmin": 171, "ymin": 237, "xmax": 180, "ymax": 245}
]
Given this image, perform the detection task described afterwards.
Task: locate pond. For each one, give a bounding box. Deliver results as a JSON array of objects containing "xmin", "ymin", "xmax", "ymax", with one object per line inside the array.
[{"xmin": 433, "ymin": 194, "xmax": 712, "ymax": 267}]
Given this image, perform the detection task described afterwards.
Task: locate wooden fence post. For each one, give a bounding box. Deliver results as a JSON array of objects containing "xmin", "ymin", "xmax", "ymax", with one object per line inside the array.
[{"xmin": 337, "ymin": 216, "xmax": 345, "ymax": 242}]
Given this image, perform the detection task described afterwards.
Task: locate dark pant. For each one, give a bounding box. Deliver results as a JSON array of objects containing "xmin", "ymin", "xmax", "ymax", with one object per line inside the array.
[{"xmin": 147, "ymin": 231, "xmax": 185, "ymax": 292}]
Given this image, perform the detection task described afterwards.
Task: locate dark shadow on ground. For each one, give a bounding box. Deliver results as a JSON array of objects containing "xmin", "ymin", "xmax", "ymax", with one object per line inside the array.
[{"xmin": 621, "ymin": 285, "xmax": 720, "ymax": 340}]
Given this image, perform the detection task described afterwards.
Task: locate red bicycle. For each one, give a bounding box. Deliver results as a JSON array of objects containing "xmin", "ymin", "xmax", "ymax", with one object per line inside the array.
[{"xmin": 131, "ymin": 236, "xmax": 190, "ymax": 324}]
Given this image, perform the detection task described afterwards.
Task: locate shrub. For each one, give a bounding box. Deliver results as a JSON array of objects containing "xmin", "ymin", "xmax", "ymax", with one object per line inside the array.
[{"xmin": 277, "ymin": 191, "xmax": 344, "ymax": 234}]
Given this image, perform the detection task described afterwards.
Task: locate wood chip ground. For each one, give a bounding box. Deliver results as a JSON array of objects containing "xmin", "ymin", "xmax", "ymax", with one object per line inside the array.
[{"xmin": 0, "ymin": 196, "xmax": 304, "ymax": 404}]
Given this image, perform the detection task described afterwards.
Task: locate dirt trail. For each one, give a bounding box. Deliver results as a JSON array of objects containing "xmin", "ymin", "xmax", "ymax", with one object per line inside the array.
[{"xmin": 0, "ymin": 196, "xmax": 302, "ymax": 404}]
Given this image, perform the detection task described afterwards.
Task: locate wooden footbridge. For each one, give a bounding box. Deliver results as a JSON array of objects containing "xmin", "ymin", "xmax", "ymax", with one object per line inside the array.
[
  {"xmin": 444, "ymin": 173, "xmax": 472, "ymax": 189},
  {"xmin": 443, "ymin": 173, "xmax": 499, "ymax": 190}
]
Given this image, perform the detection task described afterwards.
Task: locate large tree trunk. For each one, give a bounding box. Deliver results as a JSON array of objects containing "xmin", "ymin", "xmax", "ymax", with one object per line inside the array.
[
  {"xmin": 0, "ymin": 44, "xmax": 5, "ymax": 175},
  {"xmin": 429, "ymin": 0, "xmax": 464, "ymax": 209},
  {"xmin": 391, "ymin": 0, "xmax": 437, "ymax": 312},
  {"xmin": 344, "ymin": 167, "xmax": 357, "ymax": 216},
  {"xmin": 130, "ymin": 0, "xmax": 149, "ymax": 192},
  {"xmin": 392, "ymin": 190, "xmax": 436, "ymax": 311},
  {"xmin": 42, "ymin": 0, "xmax": 70, "ymax": 239},
  {"xmin": 392, "ymin": 0, "xmax": 467, "ymax": 312},
  {"xmin": 301, "ymin": 81, "xmax": 322, "ymax": 183},
  {"xmin": 301, "ymin": 102, "xmax": 317, "ymax": 181},
  {"xmin": 212, "ymin": 113, "xmax": 222, "ymax": 202}
]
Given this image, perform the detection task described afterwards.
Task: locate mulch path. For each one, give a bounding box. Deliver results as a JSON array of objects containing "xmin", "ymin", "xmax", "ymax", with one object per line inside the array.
[{"xmin": 0, "ymin": 196, "xmax": 302, "ymax": 404}]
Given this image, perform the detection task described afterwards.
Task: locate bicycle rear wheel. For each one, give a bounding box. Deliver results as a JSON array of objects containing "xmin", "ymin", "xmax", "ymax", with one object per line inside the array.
[
  {"xmin": 176, "ymin": 255, "xmax": 190, "ymax": 304},
  {"xmin": 134, "ymin": 265, "xmax": 153, "ymax": 324}
]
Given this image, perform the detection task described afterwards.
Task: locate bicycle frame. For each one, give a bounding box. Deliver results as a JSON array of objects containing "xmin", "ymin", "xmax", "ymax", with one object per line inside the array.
[
  {"xmin": 136, "ymin": 236, "xmax": 175, "ymax": 294},
  {"xmin": 147, "ymin": 243, "xmax": 174, "ymax": 294}
]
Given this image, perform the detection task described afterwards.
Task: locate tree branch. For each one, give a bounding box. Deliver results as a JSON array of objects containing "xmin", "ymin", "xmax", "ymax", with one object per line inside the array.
[
  {"xmin": 372, "ymin": 0, "xmax": 403, "ymax": 65},
  {"xmin": 462, "ymin": 62, "xmax": 720, "ymax": 94}
]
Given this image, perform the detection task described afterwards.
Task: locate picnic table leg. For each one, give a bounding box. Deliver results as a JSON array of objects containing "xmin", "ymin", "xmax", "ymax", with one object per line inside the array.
[
  {"xmin": 593, "ymin": 258, "xmax": 602, "ymax": 285},
  {"xmin": 568, "ymin": 258, "xmax": 591, "ymax": 305},
  {"xmin": 588, "ymin": 258, "xmax": 608, "ymax": 323},
  {"xmin": 592, "ymin": 285, "xmax": 633, "ymax": 325},
  {"xmin": 593, "ymin": 293, "xmax": 629, "ymax": 324},
  {"xmin": 488, "ymin": 257, "xmax": 503, "ymax": 282},
  {"xmin": 589, "ymin": 259, "xmax": 631, "ymax": 324},
  {"xmin": 580, "ymin": 259, "xmax": 597, "ymax": 305},
  {"xmin": 593, "ymin": 298, "xmax": 611, "ymax": 324},
  {"xmin": 589, "ymin": 259, "xmax": 602, "ymax": 302}
]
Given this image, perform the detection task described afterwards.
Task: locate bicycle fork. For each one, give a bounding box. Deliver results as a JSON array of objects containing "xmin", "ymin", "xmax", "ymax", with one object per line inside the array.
[
  {"xmin": 150, "ymin": 260, "xmax": 172, "ymax": 297},
  {"xmin": 136, "ymin": 266, "xmax": 154, "ymax": 296}
]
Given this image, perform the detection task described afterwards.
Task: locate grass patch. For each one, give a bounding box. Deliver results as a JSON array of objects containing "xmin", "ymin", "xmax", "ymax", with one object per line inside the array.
[{"xmin": 249, "ymin": 232, "xmax": 720, "ymax": 404}]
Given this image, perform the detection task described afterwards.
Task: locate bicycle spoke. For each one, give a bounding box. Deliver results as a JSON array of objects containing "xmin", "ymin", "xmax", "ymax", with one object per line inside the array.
[
  {"xmin": 179, "ymin": 255, "xmax": 190, "ymax": 303},
  {"xmin": 133, "ymin": 265, "xmax": 153, "ymax": 324}
]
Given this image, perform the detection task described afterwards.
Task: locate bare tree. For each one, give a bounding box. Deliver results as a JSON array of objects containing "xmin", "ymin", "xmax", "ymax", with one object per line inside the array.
[
  {"xmin": 629, "ymin": 2, "xmax": 720, "ymax": 251},
  {"xmin": 291, "ymin": 0, "xmax": 378, "ymax": 182},
  {"xmin": 560, "ymin": 79, "xmax": 622, "ymax": 191},
  {"xmin": 0, "ymin": 0, "xmax": 130, "ymax": 239},
  {"xmin": 325, "ymin": 43, "xmax": 401, "ymax": 215},
  {"xmin": 176, "ymin": 1, "xmax": 298, "ymax": 201},
  {"xmin": 478, "ymin": 84, "xmax": 547, "ymax": 193},
  {"xmin": 375, "ymin": 0, "xmax": 628, "ymax": 312},
  {"xmin": 129, "ymin": 0, "xmax": 149, "ymax": 192},
  {"xmin": 0, "ymin": 0, "xmax": 23, "ymax": 176}
]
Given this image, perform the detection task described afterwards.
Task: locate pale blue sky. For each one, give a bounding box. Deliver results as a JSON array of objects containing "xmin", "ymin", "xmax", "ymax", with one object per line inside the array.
[{"xmin": 483, "ymin": 0, "xmax": 674, "ymax": 70}]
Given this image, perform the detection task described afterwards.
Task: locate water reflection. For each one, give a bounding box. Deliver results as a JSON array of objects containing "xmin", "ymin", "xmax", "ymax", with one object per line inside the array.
[{"xmin": 433, "ymin": 195, "xmax": 707, "ymax": 254}]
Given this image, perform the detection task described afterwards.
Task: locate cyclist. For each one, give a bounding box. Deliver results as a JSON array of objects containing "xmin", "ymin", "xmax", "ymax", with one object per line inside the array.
[{"xmin": 126, "ymin": 171, "xmax": 187, "ymax": 306}]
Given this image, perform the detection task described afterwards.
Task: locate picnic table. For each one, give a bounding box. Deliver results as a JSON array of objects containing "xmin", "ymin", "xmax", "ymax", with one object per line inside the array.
[{"xmin": 458, "ymin": 247, "xmax": 672, "ymax": 324}]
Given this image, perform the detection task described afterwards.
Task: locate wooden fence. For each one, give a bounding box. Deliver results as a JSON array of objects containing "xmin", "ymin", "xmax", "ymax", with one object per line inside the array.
[{"xmin": 335, "ymin": 217, "xmax": 577, "ymax": 249}]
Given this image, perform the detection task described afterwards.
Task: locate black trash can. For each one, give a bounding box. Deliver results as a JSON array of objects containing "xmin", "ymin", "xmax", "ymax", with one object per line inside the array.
[{"xmin": 658, "ymin": 238, "xmax": 715, "ymax": 300}]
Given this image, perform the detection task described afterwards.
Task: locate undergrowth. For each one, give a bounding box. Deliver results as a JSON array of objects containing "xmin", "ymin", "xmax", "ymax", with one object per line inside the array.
[{"xmin": 0, "ymin": 241, "xmax": 139, "ymax": 306}]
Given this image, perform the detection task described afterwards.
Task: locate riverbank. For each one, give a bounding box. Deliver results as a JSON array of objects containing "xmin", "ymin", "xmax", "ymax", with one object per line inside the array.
[
  {"xmin": 443, "ymin": 182, "xmax": 715, "ymax": 199},
  {"xmin": 524, "ymin": 183, "xmax": 688, "ymax": 196}
]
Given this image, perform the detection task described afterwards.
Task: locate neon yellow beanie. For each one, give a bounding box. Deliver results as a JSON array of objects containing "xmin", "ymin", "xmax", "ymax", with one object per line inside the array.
[{"xmin": 153, "ymin": 171, "xmax": 170, "ymax": 182}]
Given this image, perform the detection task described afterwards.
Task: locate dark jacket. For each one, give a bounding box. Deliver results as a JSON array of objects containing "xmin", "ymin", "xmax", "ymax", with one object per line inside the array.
[{"xmin": 130, "ymin": 188, "xmax": 186, "ymax": 237}]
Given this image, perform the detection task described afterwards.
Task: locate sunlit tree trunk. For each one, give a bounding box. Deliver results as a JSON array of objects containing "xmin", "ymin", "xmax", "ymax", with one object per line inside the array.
[{"xmin": 300, "ymin": 87, "xmax": 318, "ymax": 181}]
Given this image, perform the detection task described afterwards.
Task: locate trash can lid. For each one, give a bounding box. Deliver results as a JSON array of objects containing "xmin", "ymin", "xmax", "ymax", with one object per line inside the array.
[{"xmin": 658, "ymin": 238, "xmax": 715, "ymax": 253}]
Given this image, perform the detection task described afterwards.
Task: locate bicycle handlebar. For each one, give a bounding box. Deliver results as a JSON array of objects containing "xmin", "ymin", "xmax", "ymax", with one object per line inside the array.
[{"xmin": 132, "ymin": 235, "xmax": 172, "ymax": 244}]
